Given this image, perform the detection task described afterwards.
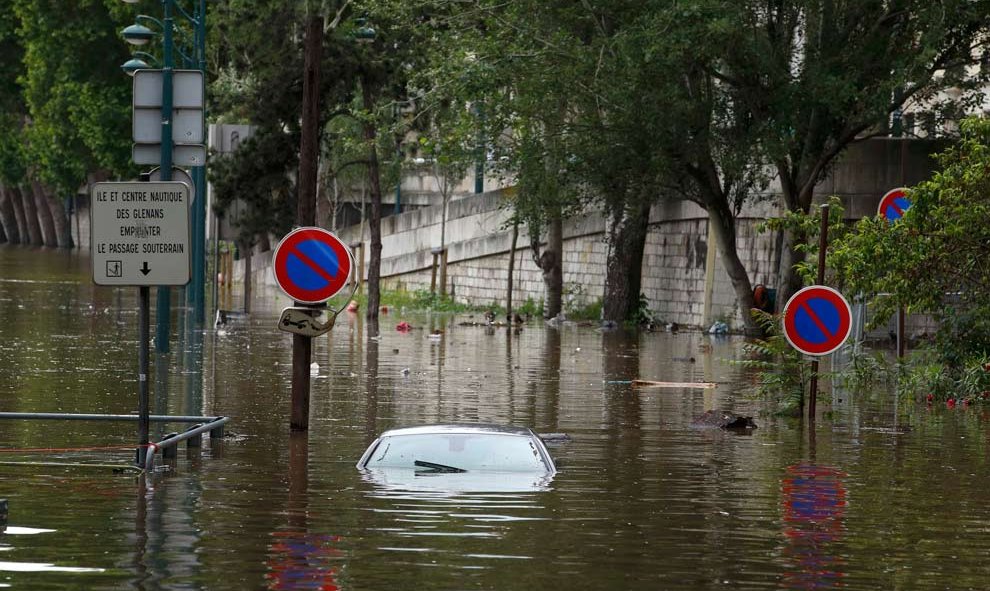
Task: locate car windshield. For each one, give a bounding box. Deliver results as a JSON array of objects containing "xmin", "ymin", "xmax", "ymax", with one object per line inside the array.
[{"xmin": 362, "ymin": 432, "xmax": 550, "ymax": 473}]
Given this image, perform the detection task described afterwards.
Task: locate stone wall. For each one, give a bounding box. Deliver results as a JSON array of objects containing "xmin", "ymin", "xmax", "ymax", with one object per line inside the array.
[
  {"xmin": 242, "ymin": 193, "xmax": 778, "ymax": 328},
  {"xmin": 233, "ymin": 137, "xmax": 947, "ymax": 331}
]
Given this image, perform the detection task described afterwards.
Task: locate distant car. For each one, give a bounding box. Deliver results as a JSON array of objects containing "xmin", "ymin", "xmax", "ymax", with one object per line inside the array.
[{"xmin": 356, "ymin": 424, "xmax": 557, "ymax": 475}]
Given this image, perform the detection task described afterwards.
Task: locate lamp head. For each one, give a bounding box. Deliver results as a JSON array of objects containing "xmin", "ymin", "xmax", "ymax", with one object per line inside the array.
[
  {"xmin": 121, "ymin": 57, "xmax": 151, "ymax": 76},
  {"xmin": 353, "ymin": 17, "xmax": 376, "ymax": 43},
  {"xmin": 354, "ymin": 27, "xmax": 376, "ymax": 43},
  {"xmin": 122, "ymin": 23, "xmax": 155, "ymax": 45}
]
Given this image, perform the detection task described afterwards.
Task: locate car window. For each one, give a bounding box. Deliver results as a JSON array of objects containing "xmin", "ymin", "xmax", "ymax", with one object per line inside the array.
[{"xmin": 363, "ymin": 433, "xmax": 549, "ymax": 472}]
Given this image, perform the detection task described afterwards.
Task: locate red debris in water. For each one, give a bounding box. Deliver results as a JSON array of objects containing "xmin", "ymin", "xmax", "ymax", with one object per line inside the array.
[
  {"xmin": 947, "ymin": 398, "xmax": 957, "ymax": 409},
  {"xmin": 396, "ymin": 321, "xmax": 412, "ymax": 332},
  {"xmin": 926, "ymin": 394, "xmax": 934, "ymax": 403},
  {"xmin": 381, "ymin": 306, "xmax": 389, "ymax": 314}
]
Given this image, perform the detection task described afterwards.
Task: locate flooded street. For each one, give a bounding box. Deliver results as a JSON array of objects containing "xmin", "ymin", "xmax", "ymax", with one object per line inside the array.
[{"xmin": 3, "ymin": 246, "xmax": 990, "ymax": 590}]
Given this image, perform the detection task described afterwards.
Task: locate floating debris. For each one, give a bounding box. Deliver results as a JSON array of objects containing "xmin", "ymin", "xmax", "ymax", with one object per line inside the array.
[{"xmin": 691, "ymin": 411, "xmax": 757, "ymax": 430}]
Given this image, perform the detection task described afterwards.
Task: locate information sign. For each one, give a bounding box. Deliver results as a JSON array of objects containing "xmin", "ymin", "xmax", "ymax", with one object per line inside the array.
[{"xmin": 91, "ymin": 181, "xmax": 191, "ymax": 286}]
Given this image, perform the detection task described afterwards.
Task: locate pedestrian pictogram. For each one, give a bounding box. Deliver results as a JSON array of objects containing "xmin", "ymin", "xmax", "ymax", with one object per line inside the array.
[
  {"xmin": 877, "ymin": 187, "xmax": 911, "ymax": 223},
  {"xmin": 272, "ymin": 227, "xmax": 353, "ymax": 304},
  {"xmin": 782, "ymin": 286, "xmax": 852, "ymax": 356}
]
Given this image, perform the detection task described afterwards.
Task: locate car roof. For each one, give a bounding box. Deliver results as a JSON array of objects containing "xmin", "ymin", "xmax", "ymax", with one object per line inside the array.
[{"xmin": 377, "ymin": 423, "xmax": 537, "ymax": 438}]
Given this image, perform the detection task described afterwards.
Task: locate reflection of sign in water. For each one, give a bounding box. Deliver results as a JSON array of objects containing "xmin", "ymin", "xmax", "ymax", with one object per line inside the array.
[
  {"xmin": 265, "ymin": 531, "xmax": 341, "ymax": 590},
  {"xmin": 781, "ymin": 464, "xmax": 847, "ymax": 589}
]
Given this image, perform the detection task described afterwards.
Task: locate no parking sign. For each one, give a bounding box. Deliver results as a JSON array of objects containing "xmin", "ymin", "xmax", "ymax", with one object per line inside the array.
[
  {"xmin": 272, "ymin": 227, "xmax": 353, "ymax": 304},
  {"xmin": 782, "ymin": 286, "xmax": 852, "ymax": 356},
  {"xmin": 877, "ymin": 187, "xmax": 911, "ymax": 223}
]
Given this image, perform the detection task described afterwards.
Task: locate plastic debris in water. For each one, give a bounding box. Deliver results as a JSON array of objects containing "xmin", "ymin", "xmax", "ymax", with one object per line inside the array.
[{"xmin": 708, "ymin": 321, "xmax": 729, "ymax": 335}]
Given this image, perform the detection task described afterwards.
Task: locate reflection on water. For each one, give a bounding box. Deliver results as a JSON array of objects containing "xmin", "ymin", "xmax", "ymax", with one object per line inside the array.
[
  {"xmin": 0, "ymin": 561, "xmax": 105, "ymax": 573},
  {"xmin": 0, "ymin": 526, "xmax": 105, "ymax": 576},
  {"xmin": 266, "ymin": 532, "xmax": 342, "ymax": 591},
  {"xmin": 781, "ymin": 464, "xmax": 847, "ymax": 589},
  {"xmin": 5, "ymin": 247, "xmax": 990, "ymax": 589},
  {"xmin": 360, "ymin": 468, "xmax": 554, "ymax": 493}
]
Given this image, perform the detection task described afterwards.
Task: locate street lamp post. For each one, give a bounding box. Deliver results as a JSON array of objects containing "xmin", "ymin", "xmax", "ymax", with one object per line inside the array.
[{"xmin": 121, "ymin": 0, "xmax": 208, "ymax": 350}]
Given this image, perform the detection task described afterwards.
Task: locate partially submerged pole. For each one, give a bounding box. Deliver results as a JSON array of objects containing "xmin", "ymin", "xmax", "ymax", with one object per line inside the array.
[
  {"xmin": 291, "ymin": 12, "xmax": 324, "ymax": 431},
  {"xmin": 137, "ymin": 285, "xmax": 150, "ymax": 466},
  {"xmin": 808, "ymin": 204, "xmax": 829, "ymax": 421}
]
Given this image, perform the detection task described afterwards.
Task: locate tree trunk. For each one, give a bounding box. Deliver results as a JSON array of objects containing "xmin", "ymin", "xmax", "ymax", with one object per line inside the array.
[
  {"xmin": 775, "ymin": 227, "xmax": 806, "ymax": 312},
  {"xmin": 30, "ymin": 181, "xmax": 57, "ymax": 247},
  {"xmin": 258, "ymin": 233, "xmax": 270, "ymax": 253},
  {"xmin": 18, "ymin": 185, "xmax": 43, "ymax": 246},
  {"xmin": 529, "ymin": 213, "xmax": 564, "ymax": 319},
  {"xmin": 0, "ymin": 184, "xmax": 21, "ymax": 244},
  {"xmin": 708, "ymin": 200, "xmax": 759, "ymax": 335},
  {"xmin": 602, "ymin": 199, "xmax": 652, "ymax": 323},
  {"xmin": 240, "ymin": 240, "xmax": 253, "ymax": 314},
  {"xmin": 8, "ymin": 185, "xmax": 29, "ymax": 244},
  {"xmin": 35, "ymin": 182, "xmax": 72, "ymax": 248},
  {"xmin": 50, "ymin": 193, "xmax": 73, "ymax": 248},
  {"xmin": 774, "ymin": 183, "xmax": 815, "ymax": 312},
  {"xmin": 505, "ymin": 216, "xmax": 519, "ymax": 322},
  {"xmin": 362, "ymin": 79, "xmax": 383, "ymax": 329},
  {"xmin": 538, "ymin": 215, "xmax": 563, "ymax": 319},
  {"xmin": 316, "ymin": 154, "xmax": 329, "ymax": 228}
]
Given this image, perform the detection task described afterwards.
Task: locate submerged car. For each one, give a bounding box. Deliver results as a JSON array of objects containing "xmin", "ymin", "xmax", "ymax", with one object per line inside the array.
[{"xmin": 356, "ymin": 424, "xmax": 558, "ymax": 475}]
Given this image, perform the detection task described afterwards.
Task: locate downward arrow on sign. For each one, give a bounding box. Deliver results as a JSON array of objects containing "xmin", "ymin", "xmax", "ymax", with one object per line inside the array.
[{"xmin": 140, "ymin": 262, "xmax": 151, "ymax": 275}]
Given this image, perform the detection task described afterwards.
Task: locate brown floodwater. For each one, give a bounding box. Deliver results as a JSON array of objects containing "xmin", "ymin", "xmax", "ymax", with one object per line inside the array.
[{"xmin": 2, "ymin": 245, "xmax": 990, "ymax": 590}]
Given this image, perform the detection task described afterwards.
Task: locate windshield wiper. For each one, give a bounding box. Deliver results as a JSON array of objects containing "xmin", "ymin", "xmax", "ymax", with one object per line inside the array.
[{"xmin": 414, "ymin": 460, "xmax": 466, "ymax": 473}]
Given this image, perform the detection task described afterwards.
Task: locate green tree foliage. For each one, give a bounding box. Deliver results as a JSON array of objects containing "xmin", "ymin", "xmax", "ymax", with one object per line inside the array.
[
  {"xmin": 394, "ymin": 1, "xmax": 990, "ymax": 327},
  {"xmin": 207, "ymin": 0, "xmax": 306, "ymax": 246},
  {"xmin": 702, "ymin": 0, "xmax": 990, "ymax": 310},
  {"xmin": 13, "ymin": 0, "xmax": 133, "ymax": 193},
  {"xmin": 831, "ymin": 118, "xmax": 990, "ymax": 371},
  {"xmin": 208, "ymin": 0, "xmax": 990, "ymax": 329},
  {"xmin": 0, "ymin": 0, "xmax": 26, "ymax": 186},
  {"xmin": 209, "ymin": 128, "xmax": 297, "ymax": 245},
  {"xmin": 399, "ymin": 0, "xmax": 674, "ymax": 321}
]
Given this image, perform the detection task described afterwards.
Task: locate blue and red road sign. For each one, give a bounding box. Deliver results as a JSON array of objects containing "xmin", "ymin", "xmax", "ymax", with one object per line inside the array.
[
  {"xmin": 272, "ymin": 227, "xmax": 353, "ymax": 304},
  {"xmin": 782, "ymin": 286, "xmax": 852, "ymax": 356},
  {"xmin": 877, "ymin": 187, "xmax": 911, "ymax": 223}
]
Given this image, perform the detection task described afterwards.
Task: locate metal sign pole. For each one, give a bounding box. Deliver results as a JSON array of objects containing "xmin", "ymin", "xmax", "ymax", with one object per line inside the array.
[
  {"xmin": 290, "ymin": 14, "xmax": 323, "ymax": 431},
  {"xmin": 808, "ymin": 204, "xmax": 830, "ymax": 422},
  {"xmin": 137, "ymin": 285, "xmax": 150, "ymax": 466}
]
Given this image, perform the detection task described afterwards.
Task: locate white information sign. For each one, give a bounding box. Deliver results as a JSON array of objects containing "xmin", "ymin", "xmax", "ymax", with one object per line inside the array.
[{"xmin": 91, "ymin": 181, "xmax": 191, "ymax": 286}]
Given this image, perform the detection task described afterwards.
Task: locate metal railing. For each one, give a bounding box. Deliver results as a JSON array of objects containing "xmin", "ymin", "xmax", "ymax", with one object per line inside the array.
[
  {"xmin": 0, "ymin": 412, "xmax": 230, "ymax": 474},
  {"xmin": 0, "ymin": 412, "xmax": 223, "ymax": 423},
  {"xmin": 145, "ymin": 416, "xmax": 230, "ymax": 473}
]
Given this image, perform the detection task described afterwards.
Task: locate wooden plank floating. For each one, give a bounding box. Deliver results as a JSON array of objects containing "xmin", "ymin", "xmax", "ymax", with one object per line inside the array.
[{"xmin": 631, "ymin": 379, "xmax": 717, "ymax": 389}]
